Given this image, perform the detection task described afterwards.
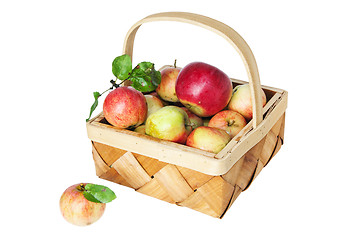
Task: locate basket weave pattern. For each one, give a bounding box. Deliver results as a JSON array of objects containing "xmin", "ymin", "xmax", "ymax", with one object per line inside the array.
[{"xmin": 91, "ymin": 114, "xmax": 285, "ymax": 218}]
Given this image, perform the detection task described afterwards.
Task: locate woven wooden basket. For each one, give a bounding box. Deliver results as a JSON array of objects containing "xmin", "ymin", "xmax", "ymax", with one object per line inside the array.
[{"xmin": 86, "ymin": 12, "xmax": 288, "ymax": 218}]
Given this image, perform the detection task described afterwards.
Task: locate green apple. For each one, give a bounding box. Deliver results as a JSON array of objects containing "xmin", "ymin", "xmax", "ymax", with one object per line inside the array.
[
  {"xmin": 186, "ymin": 126, "xmax": 231, "ymax": 154},
  {"xmin": 145, "ymin": 106, "xmax": 191, "ymax": 144}
]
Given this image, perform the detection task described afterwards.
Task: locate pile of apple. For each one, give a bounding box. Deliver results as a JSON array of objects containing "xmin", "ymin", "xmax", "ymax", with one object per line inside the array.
[{"xmin": 103, "ymin": 61, "xmax": 266, "ymax": 154}]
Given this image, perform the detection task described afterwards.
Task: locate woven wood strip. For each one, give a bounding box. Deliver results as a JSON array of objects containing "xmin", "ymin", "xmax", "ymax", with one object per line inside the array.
[
  {"xmin": 225, "ymin": 185, "xmax": 242, "ymax": 213},
  {"xmin": 239, "ymin": 137, "xmax": 267, "ymax": 190},
  {"xmin": 93, "ymin": 142, "xmax": 127, "ymax": 166},
  {"xmin": 99, "ymin": 168, "xmax": 133, "ymax": 188},
  {"xmin": 136, "ymin": 178, "xmax": 175, "ymax": 203},
  {"xmin": 260, "ymin": 114, "xmax": 283, "ymax": 165},
  {"xmin": 196, "ymin": 177, "xmax": 234, "ymax": 216},
  {"xmin": 222, "ymin": 155, "xmax": 245, "ymax": 186},
  {"xmin": 177, "ymin": 188, "xmax": 219, "ymax": 217},
  {"xmin": 272, "ymin": 136, "xmax": 283, "ymax": 160},
  {"xmin": 112, "ymin": 152, "xmax": 152, "ymax": 189},
  {"xmin": 92, "ymin": 144, "xmax": 110, "ymax": 176},
  {"xmin": 133, "ymin": 152, "xmax": 167, "ymax": 177},
  {"xmin": 153, "ymin": 165, "xmax": 194, "ymax": 202},
  {"xmin": 279, "ymin": 114, "xmax": 285, "ymax": 141},
  {"xmin": 178, "ymin": 177, "xmax": 234, "ymax": 217},
  {"xmin": 176, "ymin": 165, "xmax": 213, "ymax": 190}
]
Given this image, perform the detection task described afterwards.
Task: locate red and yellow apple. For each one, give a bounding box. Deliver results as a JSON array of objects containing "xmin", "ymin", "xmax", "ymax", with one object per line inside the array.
[
  {"xmin": 149, "ymin": 91, "xmax": 168, "ymax": 106},
  {"xmin": 156, "ymin": 66, "xmax": 181, "ymax": 102},
  {"xmin": 175, "ymin": 62, "xmax": 232, "ymax": 117},
  {"xmin": 59, "ymin": 183, "xmax": 106, "ymax": 226},
  {"xmin": 103, "ymin": 86, "xmax": 147, "ymax": 129},
  {"xmin": 145, "ymin": 106, "xmax": 191, "ymax": 144},
  {"xmin": 144, "ymin": 94, "xmax": 164, "ymax": 118},
  {"xmin": 181, "ymin": 107, "xmax": 203, "ymax": 130},
  {"xmin": 208, "ymin": 110, "xmax": 247, "ymax": 138},
  {"xmin": 134, "ymin": 125, "xmax": 146, "ymax": 134},
  {"xmin": 228, "ymin": 84, "xmax": 267, "ymax": 121},
  {"xmin": 186, "ymin": 126, "xmax": 231, "ymax": 154}
]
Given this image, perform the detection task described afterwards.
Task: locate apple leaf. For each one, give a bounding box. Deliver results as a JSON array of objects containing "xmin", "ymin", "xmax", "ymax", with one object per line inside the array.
[
  {"xmin": 83, "ymin": 191, "xmax": 102, "ymax": 203},
  {"xmin": 83, "ymin": 184, "xmax": 117, "ymax": 203},
  {"xmin": 129, "ymin": 62, "xmax": 161, "ymax": 92},
  {"xmin": 86, "ymin": 91, "xmax": 101, "ymax": 122},
  {"xmin": 112, "ymin": 55, "xmax": 132, "ymax": 80}
]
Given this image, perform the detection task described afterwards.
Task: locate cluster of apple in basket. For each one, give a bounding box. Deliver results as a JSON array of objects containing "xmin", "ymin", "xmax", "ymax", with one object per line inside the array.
[{"xmin": 101, "ymin": 60, "xmax": 267, "ymax": 154}]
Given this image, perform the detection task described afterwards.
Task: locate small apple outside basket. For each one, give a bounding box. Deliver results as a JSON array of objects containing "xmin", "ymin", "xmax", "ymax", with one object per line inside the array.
[{"xmin": 86, "ymin": 12, "xmax": 288, "ymax": 218}]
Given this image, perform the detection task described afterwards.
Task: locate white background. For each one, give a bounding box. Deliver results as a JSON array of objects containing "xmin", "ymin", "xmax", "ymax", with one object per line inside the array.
[{"xmin": 1, "ymin": 0, "xmax": 360, "ymax": 239}]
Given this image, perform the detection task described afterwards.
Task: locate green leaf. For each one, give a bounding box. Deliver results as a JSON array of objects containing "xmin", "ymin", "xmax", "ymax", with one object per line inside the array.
[
  {"xmin": 83, "ymin": 184, "xmax": 117, "ymax": 203},
  {"xmin": 83, "ymin": 191, "xmax": 102, "ymax": 203},
  {"xmin": 150, "ymin": 69, "xmax": 161, "ymax": 86},
  {"xmin": 128, "ymin": 62, "xmax": 161, "ymax": 92},
  {"xmin": 112, "ymin": 54, "xmax": 132, "ymax": 80},
  {"xmin": 137, "ymin": 61, "xmax": 153, "ymax": 72},
  {"xmin": 130, "ymin": 75, "xmax": 156, "ymax": 92},
  {"xmin": 86, "ymin": 91, "xmax": 101, "ymax": 122}
]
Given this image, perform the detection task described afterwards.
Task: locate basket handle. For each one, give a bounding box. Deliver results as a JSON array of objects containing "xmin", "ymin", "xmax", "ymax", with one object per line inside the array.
[{"xmin": 123, "ymin": 12, "xmax": 263, "ymax": 128}]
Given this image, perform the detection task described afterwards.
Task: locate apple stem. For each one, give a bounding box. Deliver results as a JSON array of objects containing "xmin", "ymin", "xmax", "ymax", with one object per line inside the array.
[
  {"xmin": 228, "ymin": 120, "xmax": 235, "ymax": 127},
  {"xmin": 77, "ymin": 183, "xmax": 86, "ymax": 192},
  {"xmin": 174, "ymin": 59, "xmax": 177, "ymax": 68},
  {"xmin": 102, "ymin": 79, "xmax": 126, "ymax": 95}
]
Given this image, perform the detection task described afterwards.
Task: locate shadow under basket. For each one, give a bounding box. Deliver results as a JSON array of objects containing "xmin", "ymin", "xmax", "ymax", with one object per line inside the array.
[{"xmin": 86, "ymin": 12, "xmax": 288, "ymax": 218}]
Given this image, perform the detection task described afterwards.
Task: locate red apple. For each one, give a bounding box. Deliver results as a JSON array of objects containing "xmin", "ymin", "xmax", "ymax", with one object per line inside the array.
[
  {"xmin": 59, "ymin": 183, "xmax": 106, "ymax": 226},
  {"xmin": 228, "ymin": 84, "xmax": 267, "ymax": 121},
  {"xmin": 156, "ymin": 66, "xmax": 181, "ymax": 102},
  {"xmin": 103, "ymin": 86, "xmax": 147, "ymax": 128},
  {"xmin": 186, "ymin": 126, "xmax": 231, "ymax": 154},
  {"xmin": 145, "ymin": 106, "xmax": 191, "ymax": 144},
  {"xmin": 181, "ymin": 107, "xmax": 203, "ymax": 130},
  {"xmin": 144, "ymin": 94, "xmax": 164, "ymax": 118},
  {"xmin": 175, "ymin": 62, "xmax": 232, "ymax": 117},
  {"xmin": 208, "ymin": 110, "xmax": 247, "ymax": 138}
]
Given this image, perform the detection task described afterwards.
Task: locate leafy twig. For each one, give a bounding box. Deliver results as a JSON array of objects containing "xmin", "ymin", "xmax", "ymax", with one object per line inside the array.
[{"xmin": 86, "ymin": 54, "xmax": 161, "ymax": 122}]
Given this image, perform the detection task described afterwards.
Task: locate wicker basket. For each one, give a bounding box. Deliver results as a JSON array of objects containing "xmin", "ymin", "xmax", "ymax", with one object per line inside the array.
[{"xmin": 86, "ymin": 12, "xmax": 288, "ymax": 218}]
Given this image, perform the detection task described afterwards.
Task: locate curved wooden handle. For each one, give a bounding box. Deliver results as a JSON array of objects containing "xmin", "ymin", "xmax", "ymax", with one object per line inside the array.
[{"xmin": 123, "ymin": 12, "xmax": 263, "ymax": 127}]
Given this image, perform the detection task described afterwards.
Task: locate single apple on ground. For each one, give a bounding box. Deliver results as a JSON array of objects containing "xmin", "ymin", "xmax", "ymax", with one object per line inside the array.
[
  {"xmin": 175, "ymin": 62, "xmax": 232, "ymax": 117},
  {"xmin": 59, "ymin": 183, "xmax": 105, "ymax": 226},
  {"xmin": 103, "ymin": 86, "xmax": 147, "ymax": 128},
  {"xmin": 156, "ymin": 66, "xmax": 181, "ymax": 102},
  {"xmin": 144, "ymin": 94, "xmax": 164, "ymax": 118},
  {"xmin": 181, "ymin": 107, "xmax": 203, "ymax": 130},
  {"xmin": 208, "ymin": 110, "xmax": 247, "ymax": 138},
  {"xmin": 186, "ymin": 126, "xmax": 231, "ymax": 154},
  {"xmin": 145, "ymin": 106, "xmax": 191, "ymax": 144},
  {"xmin": 228, "ymin": 84, "xmax": 267, "ymax": 121}
]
